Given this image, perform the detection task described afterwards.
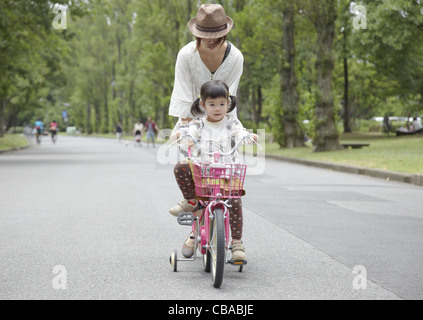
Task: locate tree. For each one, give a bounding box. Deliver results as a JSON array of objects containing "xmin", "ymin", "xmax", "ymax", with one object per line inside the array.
[
  {"xmin": 230, "ymin": 0, "xmax": 276, "ymax": 130},
  {"xmin": 0, "ymin": 0, "xmax": 87, "ymax": 137},
  {"xmin": 337, "ymin": 0, "xmax": 353, "ymax": 133},
  {"xmin": 352, "ymin": 0, "xmax": 423, "ymax": 116},
  {"xmin": 280, "ymin": 2, "xmax": 304, "ymax": 148},
  {"xmin": 0, "ymin": 0, "xmax": 66, "ymax": 136},
  {"xmin": 302, "ymin": 0, "xmax": 342, "ymax": 152}
]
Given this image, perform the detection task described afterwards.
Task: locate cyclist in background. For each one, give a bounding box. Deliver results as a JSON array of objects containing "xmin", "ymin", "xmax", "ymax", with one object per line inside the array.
[
  {"xmin": 34, "ymin": 119, "xmax": 44, "ymax": 144},
  {"xmin": 49, "ymin": 120, "xmax": 59, "ymax": 144}
]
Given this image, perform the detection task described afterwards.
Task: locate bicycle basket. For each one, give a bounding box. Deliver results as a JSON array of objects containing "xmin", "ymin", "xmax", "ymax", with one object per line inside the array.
[{"xmin": 192, "ymin": 163, "xmax": 247, "ymax": 199}]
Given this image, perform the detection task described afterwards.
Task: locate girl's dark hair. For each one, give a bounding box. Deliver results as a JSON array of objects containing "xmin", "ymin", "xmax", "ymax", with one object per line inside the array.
[{"xmin": 191, "ymin": 80, "xmax": 237, "ymax": 117}]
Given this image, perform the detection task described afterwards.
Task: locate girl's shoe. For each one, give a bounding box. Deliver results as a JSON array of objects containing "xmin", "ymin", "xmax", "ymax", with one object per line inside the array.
[
  {"xmin": 231, "ymin": 240, "xmax": 246, "ymax": 261},
  {"xmin": 169, "ymin": 199, "xmax": 198, "ymax": 217},
  {"xmin": 182, "ymin": 232, "xmax": 195, "ymax": 258}
]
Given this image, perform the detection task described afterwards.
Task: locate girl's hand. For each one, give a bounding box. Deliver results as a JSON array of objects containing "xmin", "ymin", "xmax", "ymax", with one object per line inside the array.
[
  {"xmin": 251, "ymin": 133, "xmax": 258, "ymax": 143},
  {"xmin": 171, "ymin": 131, "xmax": 181, "ymax": 141}
]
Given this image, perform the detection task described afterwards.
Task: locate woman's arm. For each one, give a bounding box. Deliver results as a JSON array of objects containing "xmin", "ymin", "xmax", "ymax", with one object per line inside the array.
[{"xmin": 169, "ymin": 47, "xmax": 196, "ymax": 119}]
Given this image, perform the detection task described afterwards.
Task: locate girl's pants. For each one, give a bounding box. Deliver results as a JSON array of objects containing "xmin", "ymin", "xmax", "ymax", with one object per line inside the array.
[{"xmin": 174, "ymin": 162, "xmax": 243, "ymax": 241}]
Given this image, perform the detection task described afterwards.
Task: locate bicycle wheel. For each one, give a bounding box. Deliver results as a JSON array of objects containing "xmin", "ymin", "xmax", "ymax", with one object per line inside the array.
[
  {"xmin": 202, "ymin": 226, "xmax": 211, "ymax": 272},
  {"xmin": 202, "ymin": 248, "xmax": 211, "ymax": 272},
  {"xmin": 209, "ymin": 208, "xmax": 225, "ymax": 288},
  {"xmin": 170, "ymin": 249, "xmax": 177, "ymax": 272}
]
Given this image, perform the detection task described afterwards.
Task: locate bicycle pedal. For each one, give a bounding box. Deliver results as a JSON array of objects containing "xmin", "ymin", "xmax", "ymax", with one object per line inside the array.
[
  {"xmin": 177, "ymin": 212, "xmax": 195, "ymax": 226},
  {"xmin": 229, "ymin": 259, "xmax": 247, "ymax": 266}
]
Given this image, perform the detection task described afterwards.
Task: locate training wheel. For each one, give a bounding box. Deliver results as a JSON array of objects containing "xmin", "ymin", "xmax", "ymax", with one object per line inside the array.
[{"xmin": 170, "ymin": 249, "xmax": 178, "ymax": 272}]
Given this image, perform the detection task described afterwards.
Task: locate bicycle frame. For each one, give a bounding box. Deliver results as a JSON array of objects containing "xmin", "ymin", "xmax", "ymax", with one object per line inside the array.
[
  {"xmin": 176, "ymin": 166, "xmax": 233, "ymax": 261},
  {"xmin": 174, "ymin": 157, "xmax": 245, "ymax": 268},
  {"xmin": 170, "ymin": 132, "xmax": 260, "ymax": 283},
  {"xmin": 198, "ymin": 198, "xmax": 230, "ymax": 252}
]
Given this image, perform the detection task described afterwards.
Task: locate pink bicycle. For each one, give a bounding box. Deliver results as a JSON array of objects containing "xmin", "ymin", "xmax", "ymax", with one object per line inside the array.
[{"xmin": 169, "ymin": 131, "xmax": 259, "ymax": 288}]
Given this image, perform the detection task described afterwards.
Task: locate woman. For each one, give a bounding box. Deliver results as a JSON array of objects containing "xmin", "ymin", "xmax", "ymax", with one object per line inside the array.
[
  {"xmin": 168, "ymin": 4, "xmax": 245, "ymax": 259},
  {"xmin": 169, "ymin": 3, "xmax": 244, "ymax": 135}
]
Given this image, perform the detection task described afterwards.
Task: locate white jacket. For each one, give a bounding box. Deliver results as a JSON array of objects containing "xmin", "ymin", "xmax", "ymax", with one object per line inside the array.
[{"xmin": 169, "ymin": 41, "xmax": 244, "ymax": 119}]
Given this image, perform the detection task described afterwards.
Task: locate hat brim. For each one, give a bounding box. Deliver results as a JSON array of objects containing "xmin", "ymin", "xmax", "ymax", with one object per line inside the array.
[{"xmin": 188, "ymin": 16, "xmax": 233, "ymax": 39}]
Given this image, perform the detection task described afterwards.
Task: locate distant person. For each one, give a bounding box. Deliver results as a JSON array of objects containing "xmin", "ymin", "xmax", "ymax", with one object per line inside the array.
[
  {"xmin": 133, "ymin": 120, "xmax": 143, "ymax": 147},
  {"xmin": 412, "ymin": 117, "xmax": 422, "ymax": 132},
  {"xmin": 144, "ymin": 117, "xmax": 158, "ymax": 148},
  {"xmin": 23, "ymin": 124, "xmax": 32, "ymax": 140},
  {"xmin": 115, "ymin": 122, "xmax": 123, "ymax": 143},
  {"xmin": 49, "ymin": 120, "xmax": 59, "ymax": 144},
  {"xmin": 34, "ymin": 119, "xmax": 44, "ymax": 144}
]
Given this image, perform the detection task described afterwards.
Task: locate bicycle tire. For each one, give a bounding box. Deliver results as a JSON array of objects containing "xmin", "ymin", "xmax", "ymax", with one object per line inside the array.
[
  {"xmin": 202, "ymin": 249, "xmax": 211, "ymax": 273},
  {"xmin": 170, "ymin": 249, "xmax": 177, "ymax": 272},
  {"xmin": 202, "ymin": 225, "xmax": 211, "ymax": 273},
  {"xmin": 210, "ymin": 208, "xmax": 225, "ymax": 288}
]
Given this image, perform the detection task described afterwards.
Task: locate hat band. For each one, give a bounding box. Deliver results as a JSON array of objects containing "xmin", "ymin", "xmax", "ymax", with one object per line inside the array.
[{"xmin": 196, "ymin": 23, "xmax": 227, "ymax": 33}]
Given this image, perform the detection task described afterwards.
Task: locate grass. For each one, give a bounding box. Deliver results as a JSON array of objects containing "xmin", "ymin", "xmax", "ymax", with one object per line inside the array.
[
  {"xmin": 262, "ymin": 133, "xmax": 423, "ymax": 175},
  {"xmin": 0, "ymin": 134, "xmax": 29, "ymax": 151}
]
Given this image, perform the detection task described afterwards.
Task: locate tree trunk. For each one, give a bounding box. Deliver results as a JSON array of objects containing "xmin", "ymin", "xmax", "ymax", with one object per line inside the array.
[
  {"xmin": 342, "ymin": 24, "xmax": 351, "ymax": 133},
  {"xmin": 343, "ymin": 56, "xmax": 351, "ymax": 133},
  {"xmin": 256, "ymin": 85, "xmax": 262, "ymax": 129},
  {"xmin": 0, "ymin": 99, "xmax": 5, "ymax": 138},
  {"xmin": 311, "ymin": 0, "xmax": 341, "ymax": 152},
  {"xmin": 281, "ymin": 4, "xmax": 304, "ymax": 148},
  {"xmin": 0, "ymin": 95, "xmax": 17, "ymax": 138},
  {"xmin": 86, "ymin": 102, "xmax": 91, "ymax": 134},
  {"xmin": 187, "ymin": 0, "xmax": 193, "ymax": 43},
  {"xmin": 94, "ymin": 100, "xmax": 101, "ymax": 133},
  {"xmin": 251, "ymin": 86, "xmax": 257, "ymax": 128},
  {"xmin": 103, "ymin": 69, "xmax": 109, "ymax": 133}
]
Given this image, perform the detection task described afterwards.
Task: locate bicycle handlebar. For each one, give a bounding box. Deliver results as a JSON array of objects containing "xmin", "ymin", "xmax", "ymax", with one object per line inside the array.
[{"xmin": 168, "ymin": 126, "xmax": 262, "ymax": 157}]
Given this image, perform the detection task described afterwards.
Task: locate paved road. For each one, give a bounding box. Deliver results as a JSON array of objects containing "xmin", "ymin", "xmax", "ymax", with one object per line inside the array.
[{"xmin": 0, "ymin": 135, "xmax": 422, "ymax": 300}]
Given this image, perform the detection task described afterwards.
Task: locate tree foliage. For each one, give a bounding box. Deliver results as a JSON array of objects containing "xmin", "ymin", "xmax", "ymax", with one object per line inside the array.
[{"xmin": 1, "ymin": 0, "xmax": 422, "ymax": 151}]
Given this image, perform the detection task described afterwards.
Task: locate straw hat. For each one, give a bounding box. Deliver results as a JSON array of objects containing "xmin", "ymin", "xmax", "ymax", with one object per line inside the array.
[{"xmin": 188, "ymin": 4, "xmax": 233, "ymax": 39}]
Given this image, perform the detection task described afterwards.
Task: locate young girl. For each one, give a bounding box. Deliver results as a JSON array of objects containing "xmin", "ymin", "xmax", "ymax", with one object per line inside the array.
[{"xmin": 169, "ymin": 80, "xmax": 257, "ymax": 262}]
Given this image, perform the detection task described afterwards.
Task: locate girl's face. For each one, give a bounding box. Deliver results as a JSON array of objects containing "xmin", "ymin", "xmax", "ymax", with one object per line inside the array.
[{"xmin": 201, "ymin": 96, "xmax": 229, "ymax": 122}]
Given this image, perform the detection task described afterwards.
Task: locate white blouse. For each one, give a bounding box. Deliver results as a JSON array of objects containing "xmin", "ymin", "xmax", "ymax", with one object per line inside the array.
[
  {"xmin": 186, "ymin": 117, "xmax": 250, "ymax": 164},
  {"xmin": 169, "ymin": 41, "xmax": 244, "ymax": 119}
]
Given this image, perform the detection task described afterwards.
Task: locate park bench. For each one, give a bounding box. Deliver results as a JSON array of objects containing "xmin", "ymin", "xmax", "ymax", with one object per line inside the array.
[
  {"xmin": 396, "ymin": 128, "xmax": 423, "ymax": 136},
  {"xmin": 341, "ymin": 143, "xmax": 370, "ymax": 149}
]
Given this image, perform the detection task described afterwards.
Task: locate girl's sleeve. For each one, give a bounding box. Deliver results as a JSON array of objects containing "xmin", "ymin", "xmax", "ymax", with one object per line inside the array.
[
  {"xmin": 169, "ymin": 49, "xmax": 195, "ymax": 118},
  {"xmin": 188, "ymin": 120, "xmax": 201, "ymax": 141},
  {"xmin": 231, "ymin": 119, "xmax": 250, "ymax": 140}
]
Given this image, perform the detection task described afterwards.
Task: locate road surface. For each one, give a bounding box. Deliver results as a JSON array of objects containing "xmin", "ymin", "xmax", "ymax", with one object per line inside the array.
[{"xmin": 1, "ymin": 135, "xmax": 422, "ymax": 300}]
